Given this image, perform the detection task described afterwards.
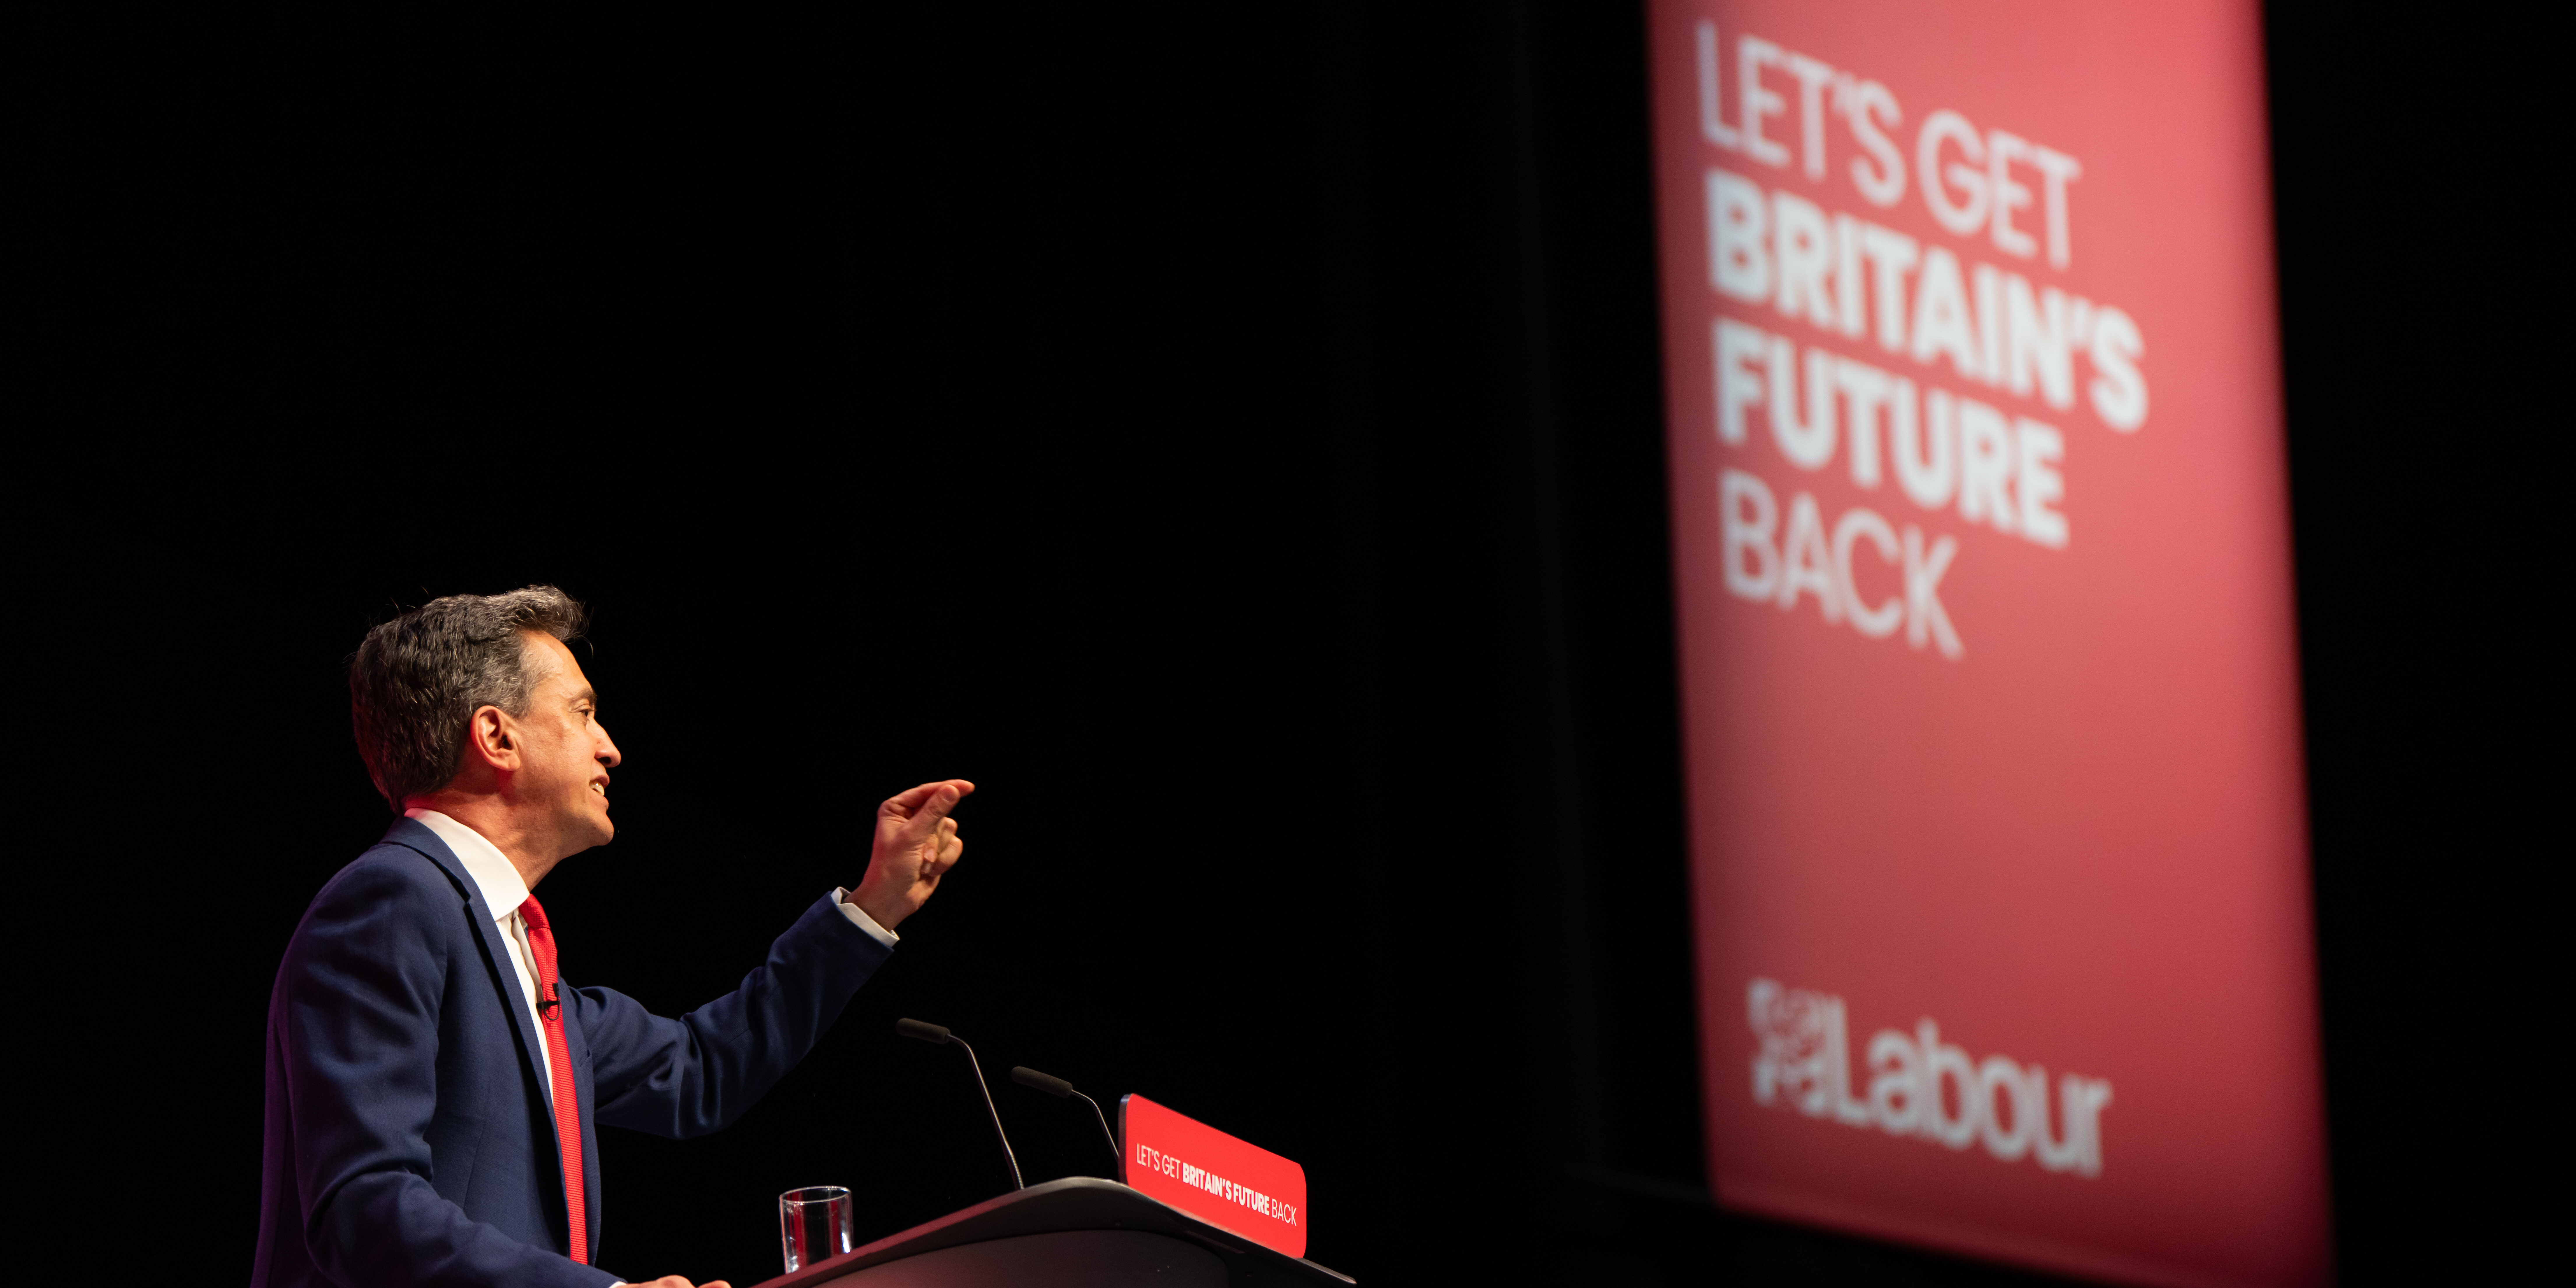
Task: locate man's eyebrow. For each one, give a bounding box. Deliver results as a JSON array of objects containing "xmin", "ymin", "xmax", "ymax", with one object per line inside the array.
[{"xmin": 568, "ymin": 686, "xmax": 597, "ymax": 707}]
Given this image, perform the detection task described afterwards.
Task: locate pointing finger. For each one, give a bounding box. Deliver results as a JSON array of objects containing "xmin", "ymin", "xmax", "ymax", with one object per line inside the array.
[
  {"xmin": 903, "ymin": 780, "xmax": 975, "ymax": 833},
  {"xmin": 881, "ymin": 779, "xmax": 973, "ymax": 821},
  {"xmin": 879, "ymin": 781, "xmax": 943, "ymax": 820}
]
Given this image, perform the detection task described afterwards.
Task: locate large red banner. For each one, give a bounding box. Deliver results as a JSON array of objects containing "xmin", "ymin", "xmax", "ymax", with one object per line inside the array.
[{"xmin": 1645, "ymin": 4, "xmax": 2330, "ymax": 1285}]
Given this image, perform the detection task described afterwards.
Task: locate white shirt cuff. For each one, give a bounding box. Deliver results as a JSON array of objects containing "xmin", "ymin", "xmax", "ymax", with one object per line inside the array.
[{"xmin": 833, "ymin": 887, "xmax": 900, "ymax": 947}]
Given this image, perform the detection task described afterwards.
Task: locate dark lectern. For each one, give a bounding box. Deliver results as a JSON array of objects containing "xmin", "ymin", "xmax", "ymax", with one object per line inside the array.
[{"xmin": 746, "ymin": 1176, "xmax": 1354, "ymax": 1287}]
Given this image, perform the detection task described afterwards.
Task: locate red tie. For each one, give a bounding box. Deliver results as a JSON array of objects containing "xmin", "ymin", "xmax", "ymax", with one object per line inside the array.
[{"xmin": 518, "ymin": 895, "xmax": 589, "ymax": 1266}]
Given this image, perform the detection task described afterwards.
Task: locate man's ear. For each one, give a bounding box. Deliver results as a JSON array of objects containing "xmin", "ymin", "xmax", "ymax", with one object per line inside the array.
[{"xmin": 463, "ymin": 705, "xmax": 522, "ymax": 773}]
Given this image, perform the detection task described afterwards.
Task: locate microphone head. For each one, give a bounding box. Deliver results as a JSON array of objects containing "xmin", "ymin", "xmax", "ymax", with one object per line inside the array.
[
  {"xmin": 895, "ymin": 1018, "xmax": 953, "ymax": 1045},
  {"xmin": 1011, "ymin": 1066, "xmax": 1075, "ymax": 1098}
]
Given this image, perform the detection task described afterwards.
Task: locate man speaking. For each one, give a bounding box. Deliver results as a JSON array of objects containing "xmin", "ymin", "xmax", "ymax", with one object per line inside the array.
[{"xmin": 254, "ymin": 586, "xmax": 968, "ymax": 1287}]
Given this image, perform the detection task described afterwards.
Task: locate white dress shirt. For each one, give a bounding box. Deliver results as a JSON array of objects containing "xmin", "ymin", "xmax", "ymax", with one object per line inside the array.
[{"xmin": 402, "ymin": 808, "xmax": 898, "ymax": 1111}]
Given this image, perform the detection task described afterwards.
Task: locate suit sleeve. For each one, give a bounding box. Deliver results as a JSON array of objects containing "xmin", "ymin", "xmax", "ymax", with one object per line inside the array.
[
  {"xmin": 580, "ymin": 892, "xmax": 894, "ymax": 1137},
  {"xmin": 278, "ymin": 857, "xmax": 616, "ymax": 1288}
]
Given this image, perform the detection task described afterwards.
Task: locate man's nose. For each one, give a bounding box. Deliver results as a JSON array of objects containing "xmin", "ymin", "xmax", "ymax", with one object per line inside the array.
[{"xmin": 596, "ymin": 726, "xmax": 622, "ymax": 770}]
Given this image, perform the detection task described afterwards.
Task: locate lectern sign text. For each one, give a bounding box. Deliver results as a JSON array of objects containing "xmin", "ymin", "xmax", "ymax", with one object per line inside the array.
[{"xmin": 1118, "ymin": 1094, "xmax": 1307, "ymax": 1258}]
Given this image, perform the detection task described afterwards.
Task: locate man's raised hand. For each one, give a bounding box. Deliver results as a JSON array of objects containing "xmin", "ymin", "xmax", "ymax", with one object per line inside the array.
[{"xmin": 851, "ymin": 779, "xmax": 973, "ymax": 932}]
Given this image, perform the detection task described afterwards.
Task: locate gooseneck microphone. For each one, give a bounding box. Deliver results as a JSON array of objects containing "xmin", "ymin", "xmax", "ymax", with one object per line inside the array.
[
  {"xmin": 896, "ymin": 1019, "xmax": 1024, "ymax": 1190},
  {"xmin": 1010, "ymin": 1065, "xmax": 1121, "ymax": 1166}
]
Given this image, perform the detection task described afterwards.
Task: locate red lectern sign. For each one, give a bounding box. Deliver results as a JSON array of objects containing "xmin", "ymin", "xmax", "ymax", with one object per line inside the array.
[
  {"xmin": 1646, "ymin": 3, "xmax": 2330, "ymax": 1287},
  {"xmin": 1119, "ymin": 1094, "xmax": 1308, "ymax": 1258}
]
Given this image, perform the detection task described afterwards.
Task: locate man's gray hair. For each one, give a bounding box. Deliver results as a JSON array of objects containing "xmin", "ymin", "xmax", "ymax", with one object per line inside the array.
[{"xmin": 349, "ymin": 585, "xmax": 589, "ymax": 813}]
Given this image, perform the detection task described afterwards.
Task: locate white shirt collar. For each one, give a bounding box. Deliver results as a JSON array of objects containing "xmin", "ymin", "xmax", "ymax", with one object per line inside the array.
[{"xmin": 405, "ymin": 808, "xmax": 530, "ymax": 924}]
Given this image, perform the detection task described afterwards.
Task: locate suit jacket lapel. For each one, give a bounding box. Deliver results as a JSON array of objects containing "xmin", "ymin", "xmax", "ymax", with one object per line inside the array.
[
  {"xmin": 380, "ymin": 818, "xmax": 559, "ymax": 1117},
  {"xmin": 563, "ymin": 970, "xmax": 603, "ymax": 1252}
]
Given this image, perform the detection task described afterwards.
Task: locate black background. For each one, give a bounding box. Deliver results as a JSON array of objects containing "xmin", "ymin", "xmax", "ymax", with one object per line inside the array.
[{"xmin": 47, "ymin": 3, "xmax": 2535, "ymax": 1285}]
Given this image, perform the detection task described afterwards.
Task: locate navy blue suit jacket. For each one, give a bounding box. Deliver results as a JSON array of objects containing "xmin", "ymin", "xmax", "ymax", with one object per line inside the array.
[{"xmin": 254, "ymin": 818, "xmax": 893, "ymax": 1287}]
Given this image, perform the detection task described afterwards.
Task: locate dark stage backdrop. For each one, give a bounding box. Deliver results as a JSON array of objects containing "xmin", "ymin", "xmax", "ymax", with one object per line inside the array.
[
  {"xmin": 66, "ymin": 3, "xmax": 2526, "ymax": 1286},
  {"xmin": 144, "ymin": 9, "xmax": 1712, "ymax": 1282}
]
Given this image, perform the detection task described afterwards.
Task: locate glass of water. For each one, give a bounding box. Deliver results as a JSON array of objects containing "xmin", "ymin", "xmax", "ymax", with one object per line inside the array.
[{"xmin": 779, "ymin": 1185, "xmax": 854, "ymax": 1273}]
